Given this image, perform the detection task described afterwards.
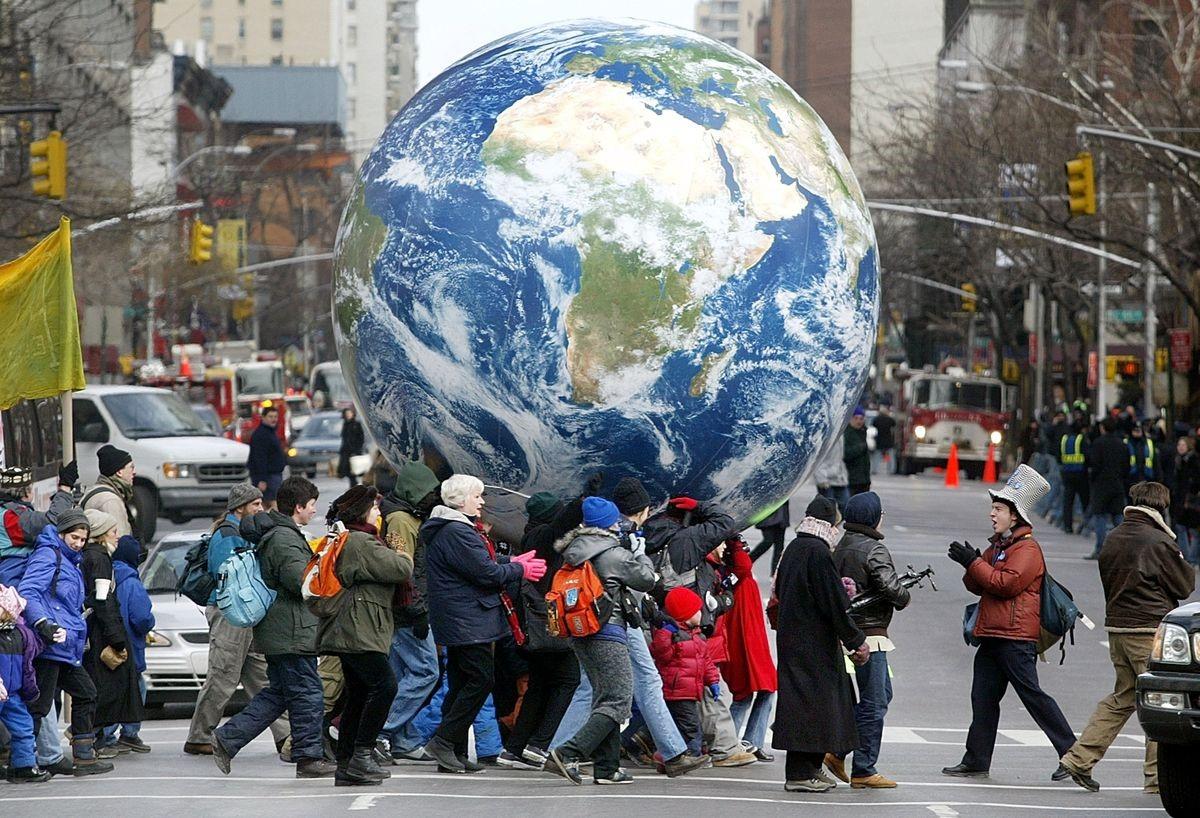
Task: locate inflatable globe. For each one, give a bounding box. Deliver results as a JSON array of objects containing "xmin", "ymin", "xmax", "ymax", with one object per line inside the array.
[{"xmin": 333, "ymin": 19, "xmax": 879, "ymax": 525}]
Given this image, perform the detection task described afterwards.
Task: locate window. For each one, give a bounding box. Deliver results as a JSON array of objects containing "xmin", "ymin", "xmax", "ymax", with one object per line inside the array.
[
  {"xmin": 270, "ymin": 55, "xmax": 283, "ymax": 65},
  {"xmin": 101, "ymin": 393, "xmax": 210, "ymax": 439},
  {"xmin": 199, "ymin": 16, "xmax": 213, "ymax": 40},
  {"xmin": 270, "ymin": 18, "xmax": 283, "ymax": 40},
  {"xmin": 389, "ymin": 62, "xmax": 400, "ymax": 76},
  {"xmin": 216, "ymin": 44, "xmax": 233, "ymax": 60},
  {"xmin": 346, "ymin": 62, "xmax": 356, "ymax": 82},
  {"xmin": 237, "ymin": 17, "xmax": 245, "ymax": 38},
  {"xmin": 347, "ymin": 25, "xmax": 356, "ymax": 46},
  {"xmin": 72, "ymin": 399, "xmax": 109, "ymax": 444}
]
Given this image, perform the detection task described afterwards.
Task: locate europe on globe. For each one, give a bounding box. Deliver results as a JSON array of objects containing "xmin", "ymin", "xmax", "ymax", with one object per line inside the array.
[{"xmin": 332, "ymin": 18, "xmax": 879, "ymax": 525}]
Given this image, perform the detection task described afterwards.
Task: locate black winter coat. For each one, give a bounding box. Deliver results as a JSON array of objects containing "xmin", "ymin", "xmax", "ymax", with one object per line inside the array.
[
  {"xmin": 832, "ymin": 524, "xmax": 909, "ymax": 634},
  {"xmin": 338, "ymin": 418, "xmax": 366, "ymax": 478},
  {"xmin": 644, "ymin": 502, "xmax": 736, "ymax": 626},
  {"xmin": 422, "ymin": 506, "xmax": 523, "ymax": 646},
  {"xmin": 844, "ymin": 425, "xmax": 871, "ymax": 486},
  {"xmin": 247, "ymin": 423, "xmax": 286, "ymax": 483},
  {"xmin": 81, "ymin": 542, "xmax": 143, "ymax": 727},
  {"xmin": 772, "ymin": 532, "xmax": 864, "ymax": 754},
  {"xmin": 1089, "ymin": 431, "xmax": 1130, "ymax": 515},
  {"xmin": 517, "ymin": 497, "xmax": 582, "ymax": 653}
]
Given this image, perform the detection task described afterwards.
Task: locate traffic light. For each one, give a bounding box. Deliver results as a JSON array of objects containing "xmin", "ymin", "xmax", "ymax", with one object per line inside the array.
[
  {"xmin": 1064, "ymin": 151, "xmax": 1096, "ymax": 216},
  {"xmin": 961, "ymin": 282, "xmax": 977, "ymax": 313},
  {"xmin": 30, "ymin": 130, "xmax": 67, "ymax": 199},
  {"xmin": 189, "ymin": 218, "xmax": 214, "ymax": 264}
]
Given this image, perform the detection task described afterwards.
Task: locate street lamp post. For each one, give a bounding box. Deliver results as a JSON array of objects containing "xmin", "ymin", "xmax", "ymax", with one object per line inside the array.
[{"xmin": 171, "ymin": 144, "xmax": 252, "ymax": 182}]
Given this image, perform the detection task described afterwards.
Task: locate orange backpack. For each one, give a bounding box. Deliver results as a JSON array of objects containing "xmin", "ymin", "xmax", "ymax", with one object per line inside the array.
[
  {"xmin": 545, "ymin": 559, "xmax": 613, "ymax": 639},
  {"xmin": 301, "ymin": 529, "xmax": 350, "ymax": 618}
]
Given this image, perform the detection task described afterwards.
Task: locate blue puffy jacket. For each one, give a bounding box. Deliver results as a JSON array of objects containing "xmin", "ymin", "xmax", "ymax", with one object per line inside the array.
[
  {"xmin": 113, "ymin": 561, "xmax": 155, "ymax": 673},
  {"xmin": 421, "ymin": 507, "xmax": 522, "ymax": 647},
  {"xmin": 18, "ymin": 526, "xmax": 87, "ymax": 666},
  {"xmin": 205, "ymin": 515, "xmax": 245, "ymax": 605}
]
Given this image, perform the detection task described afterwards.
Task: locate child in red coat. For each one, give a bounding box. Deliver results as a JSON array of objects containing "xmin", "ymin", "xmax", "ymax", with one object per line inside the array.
[{"xmin": 651, "ymin": 587, "xmax": 720, "ymax": 756}]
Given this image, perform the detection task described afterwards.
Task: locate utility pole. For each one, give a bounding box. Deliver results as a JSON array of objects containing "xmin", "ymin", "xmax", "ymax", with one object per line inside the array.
[
  {"xmin": 1096, "ymin": 152, "xmax": 1108, "ymax": 419},
  {"xmin": 1032, "ymin": 282, "xmax": 1044, "ymax": 413},
  {"xmin": 1144, "ymin": 183, "xmax": 1159, "ymax": 419}
]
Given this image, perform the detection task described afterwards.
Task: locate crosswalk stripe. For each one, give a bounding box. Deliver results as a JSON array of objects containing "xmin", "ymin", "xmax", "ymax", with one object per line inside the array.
[{"xmin": 997, "ymin": 730, "xmax": 1053, "ymax": 747}]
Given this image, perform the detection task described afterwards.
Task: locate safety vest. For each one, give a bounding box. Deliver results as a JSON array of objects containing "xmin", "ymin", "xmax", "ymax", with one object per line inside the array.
[
  {"xmin": 1127, "ymin": 438, "xmax": 1155, "ymax": 477},
  {"xmin": 1060, "ymin": 434, "xmax": 1086, "ymax": 473}
]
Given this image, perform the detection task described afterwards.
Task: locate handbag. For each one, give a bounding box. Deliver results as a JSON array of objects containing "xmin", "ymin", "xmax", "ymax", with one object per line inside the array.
[
  {"xmin": 962, "ymin": 603, "xmax": 981, "ymax": 647},
  {"xmin": 100, "ymin": 645, "xmax": 128, "ymax": 670}
]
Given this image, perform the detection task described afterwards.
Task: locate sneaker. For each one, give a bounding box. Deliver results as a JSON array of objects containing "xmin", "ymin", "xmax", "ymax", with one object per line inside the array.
[
  {"xmin": 823, "ymin": 753, "xmax": 849, "ymax": 783},
  {"xmin": 1051, "ymin": 763, "xmax": 1071, "ymax": 782},
  {"xmin": 392, "ymin": 746, "xmax": 435, "ymax": 763},
  {"xmin": 183, "ymin": 742, "xmax": 213, "ymax": 756},
  {"xmin": 497, "ymin": 750, "xmax": 542, "ymax": 771},
  {"xmin": 941, "ymin": 763, "xmax": 988, "ymax": 778},
  {"xmin": 371, "ymin": 739, "xmax": 393, "ymax": 767},
  {"xmin": 712, "ymin": 749, "xmax": 756, "ymax": 767},
  {"xmin": 521, "ymin": 746, "xmax": 549, "ymax": 767},
  {"xmin": 852, "ymin": 774, "xmax": 897, "ymax": 788},
  {"xmin": 212, "ymin": 733, "xmax": 232, "ymax": 776},
  {"xmin": 594, "ymin": 769, "xmax": 634, "ymax": 785},
  {"xmin": 813, "ymin": 767, "xmax": 839, "ymax": 787},
  {"xmin": 662, "ymin": 753, "xmax": 712, "ymax": 778},
  {"xmin": 117, "ymin": 736, "xmax": 151, "ymax": 754},
  {"xmin": 545, "ymin": 749, "xmax": 583, "ymax": 785},
  {"xmin": 784, "ymin": 778, "xmax": 834, "ymax": 793}
]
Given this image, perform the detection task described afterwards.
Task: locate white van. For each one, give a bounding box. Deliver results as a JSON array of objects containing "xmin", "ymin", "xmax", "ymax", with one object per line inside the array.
[{"xmin": 73, "ymin": 386, "xmax": 251, "ymax": 541}]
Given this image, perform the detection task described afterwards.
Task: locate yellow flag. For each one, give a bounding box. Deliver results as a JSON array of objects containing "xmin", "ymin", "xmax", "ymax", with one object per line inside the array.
[{"xmin": 0, "ymin": 217, "xmax": 85, "ymax": 409}]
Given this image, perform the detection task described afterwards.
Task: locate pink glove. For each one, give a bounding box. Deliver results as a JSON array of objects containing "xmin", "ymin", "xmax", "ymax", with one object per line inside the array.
[
  {"xmin": 518, "ymin": 555, "xmax": 547, "ymax": 581},
  {"xmin": 841, "ymin": 576, "xmax": 858, "ymax": 598}
]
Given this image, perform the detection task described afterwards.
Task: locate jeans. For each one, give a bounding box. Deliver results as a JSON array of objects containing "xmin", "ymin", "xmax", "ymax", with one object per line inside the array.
[
  {"xmin": 730, "ymin": 691, "xmax": 775, "ymax": 751},
  {"xmin": 380, "ymin": 626, "xmax": 439, "ymax": 753},
  {"xmin": 850, "ymin": 651, "xmax": 892, "ymax": 777},
  {"xmin": 188, "ymin": 605, "xmax": 289, "ymax": 745},
  {"xmin": 1173, "ymin": 524, "xmax": 1200, "ymax": 565},
  {"xmin": 36, "ymin": 703, "xmax": 65, "ymax": 766},
  {"xmin": 435, "ymin": 643, "xmax": 495, "ymax": 756},
  {"xmin": 337, "ymin": 652, "xmax": 397, "ymax": 766},
  {"xmin": 216, "ymin": 654, "xmax": 324, "ymax": 762},
  {"xmin": 506, "ymin": 650, "xmax": 580, "ymax": 755},
  {"xmin": 1092, "ymin": 513, "xmax": 1123, "ymax": 555},
  {"xmin": 100, "ymin": 674, "xmax": 146, "ymax": 744},
  {"xmin": 961, "ymin": 639, "xmax": 1075, "ymax": 770},
  {"xmin": 552, "ymin": 625, "xmax": 687, "ymax": 760},
  {"xmin": 0, "ymin": 696, "xmax": 36, "ymax": 768},
  {"xmin": 819, "ymin": 485, "xmax": 850, "ymax": 516}
]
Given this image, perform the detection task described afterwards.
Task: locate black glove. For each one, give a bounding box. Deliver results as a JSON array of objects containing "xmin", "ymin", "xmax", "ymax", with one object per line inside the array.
[
  {"xmin": 35, "ymin": 619, "xmax": 62, "ymax": 643},
  {"xmin": 585, "ymin": 471, "xmax": 605, "ymax": 497},
  {"xmin": 58, "ymin": 460, "xmax": 78, "ymax": 489},
  {"xmin": 947, "ymin": 540, "xmax": 980, "ymax": 568}
]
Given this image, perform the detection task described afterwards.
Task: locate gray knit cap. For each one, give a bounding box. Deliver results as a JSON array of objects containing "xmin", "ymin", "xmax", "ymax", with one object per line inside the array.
[
  {"xmin": 56, "ymin": 508, "xmax": 90, "ymax": 534},
  {"xmin": 227, "ymin": 483, "xmax": 264, "ymax": 512}
]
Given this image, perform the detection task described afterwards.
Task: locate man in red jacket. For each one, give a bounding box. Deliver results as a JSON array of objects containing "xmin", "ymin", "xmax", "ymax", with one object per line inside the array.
[{"xmin": 941, "ymin": 465, "xmax": 1076, "ymax": 779}]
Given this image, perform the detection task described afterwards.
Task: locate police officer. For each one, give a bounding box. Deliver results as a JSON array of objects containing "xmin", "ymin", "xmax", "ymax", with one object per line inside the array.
[
  {"xmin": 1125, "ymin": 424, "xmax": 1161, "ymax": 493},
  {"xmin": 1059, "ymin": 420, "xmax": 1090, "ymax": 535}
]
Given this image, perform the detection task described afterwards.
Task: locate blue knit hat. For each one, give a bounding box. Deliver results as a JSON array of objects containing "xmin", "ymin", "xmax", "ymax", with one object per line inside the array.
[
  {"xmin": 582, "ymin": 496, "xmax": 620, "ymax": 529},
  {"xmin": 844, "ymin": 491, "xmax": 882, "ymax": 527}
]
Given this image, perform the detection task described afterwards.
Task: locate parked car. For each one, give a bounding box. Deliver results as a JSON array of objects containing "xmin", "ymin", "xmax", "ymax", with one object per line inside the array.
[
  {"xmin": 286, "ymin": 394, "xmax": 314, "ymax": 435},
  {"xmin": 286, "ymin": 410, "xmax": 375, "ymax": 478},
  {"xmin": 1136, "ymin": 602, "xmax": 1200, "ymax": 817},
  {"xmin": 139, "ymin": 531, "xmax": 216, "ymax": 707},
  {"xmin": 74, "ymin": 386, "xmax": 251, "ymax": 541}
]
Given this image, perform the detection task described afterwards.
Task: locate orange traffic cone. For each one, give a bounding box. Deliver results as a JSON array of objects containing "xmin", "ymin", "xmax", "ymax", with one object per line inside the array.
[
  {"xmin": 945, "ymin": 443, "xmax": 960, "ymax": 488},
  {"xmin": 180, "ymin": 356, "xmax": 193, "ymax": 379},
  {"xmin": 983, "ymin": 443, "xmax": 998, "ymax": 484}
]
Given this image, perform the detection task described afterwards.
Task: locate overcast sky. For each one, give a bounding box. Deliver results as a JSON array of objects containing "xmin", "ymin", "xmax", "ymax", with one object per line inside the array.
[{"xmin": 416, "ymin": 0, "xmax": 698, "ymax": 87}]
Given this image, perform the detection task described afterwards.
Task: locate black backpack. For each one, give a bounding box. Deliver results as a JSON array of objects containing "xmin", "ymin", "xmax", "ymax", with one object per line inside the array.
[{"xmin": 177, "ymin": 521, "xmax": 237, "ymax": 606}]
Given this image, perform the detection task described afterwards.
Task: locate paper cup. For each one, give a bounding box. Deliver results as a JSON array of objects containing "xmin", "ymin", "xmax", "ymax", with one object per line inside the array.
[{"xmin": 95, "ymin": 578, "xmax": 112, "ymax": 601}]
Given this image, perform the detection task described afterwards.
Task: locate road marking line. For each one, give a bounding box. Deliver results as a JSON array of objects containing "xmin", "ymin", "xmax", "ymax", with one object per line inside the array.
[
  {"xmin": 882, "ymin": 726, "xmax": 927, "ymax": 743},
  {"xmin": 927, "ymin": 806, "xmax": 959, "ymax": 817},
  {"xmin": 998, "ymin": 730, "xmax": 1053, "ymax": 747},
  {"xmin": 348, "ymin": 795, "xmax": 378, "ymax": 811}
]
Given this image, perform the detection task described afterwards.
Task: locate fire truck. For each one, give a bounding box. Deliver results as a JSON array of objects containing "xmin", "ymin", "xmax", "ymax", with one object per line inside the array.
[
  {"xmin": 230, "ymin": 360, "xmax": 289, "ymax": 445},
  {"xmin": 896, "ymin": 367, "xmax": 1014, "ymax": 479}
]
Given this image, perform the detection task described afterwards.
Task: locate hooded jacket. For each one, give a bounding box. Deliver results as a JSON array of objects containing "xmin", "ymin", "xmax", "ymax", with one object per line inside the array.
[
  {"xmin": 253, "ymin": 511, "xmax": 322, "ymax": 656},
  {"xmin": 833, "ymin": 523, "xmax": 910, "ymax": 635},
  {"xmin": 113, "ymin": 538, "xmax": 154, "ymax": 673},
  {"xmin": 318, "ymin": 529, "xmax": 413, "ymax": 655},
  {"xmin": 555, "ymin": 526, "xmax": 657, "ymax": 628},
  {"xmin": 381, "ymin": 461, "xmax": 440, "ymax": 628},
  {"xmin": 650, "ymin": 622, "xmax": 719, "ymax": 701},
  {"xmin": 813, "ymin": 435, "xmax": 849, "ymax": 487},
  {"xmin": 0, "ymin": 489, "xmax": 75, "ymax": 585},
  {"xmin": 1098, "ymin": 507, "xmax": 1195, "ymax": 630},
  {"xmin": 962, "ymin": 525, "xmax": 1044, "ymax": 641},
  {"xmin": 422, "ymin": 506, "xmax": 523, "ymax": 646},
  {"xmin": 18, "ymin": 526, "xmax": 87, "ymax": 665},
  {"xmin": 643, "ymin": 502, "xmax": 734, "ymax": 626}
]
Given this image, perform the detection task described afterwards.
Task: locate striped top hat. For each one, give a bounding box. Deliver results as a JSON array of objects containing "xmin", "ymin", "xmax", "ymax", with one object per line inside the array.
[{"xmin": 987, "ymin": 463, "xmax": 1050, "ymax": 526}]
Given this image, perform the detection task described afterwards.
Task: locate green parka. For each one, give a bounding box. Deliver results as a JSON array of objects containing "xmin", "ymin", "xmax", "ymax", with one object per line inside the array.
[{"xmin": 317, "ymin": 529, "xmax": 413, "ymax": 654}]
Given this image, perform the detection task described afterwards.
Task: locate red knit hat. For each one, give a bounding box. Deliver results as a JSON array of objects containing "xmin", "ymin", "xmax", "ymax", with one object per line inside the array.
[{"xmin": 664, "ymin": 587, "xmax": 703, "ymax": 622}]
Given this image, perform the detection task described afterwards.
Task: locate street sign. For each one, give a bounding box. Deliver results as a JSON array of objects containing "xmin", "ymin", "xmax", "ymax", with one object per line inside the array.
[
  {"xmin": 1169, "ymin": 328, "xmax": 1192, "ymax": 373},
  {"xmin": 1107, "ymin": 308, "xmax": 1144, "ymax": 323},
  {"xmin": 1028, "ymin": 333, "xmax": 1038, "ymax": 366},
  {"xmin": 1087, "ymin": 351, "xmax": 1098, "ymax": 389}
]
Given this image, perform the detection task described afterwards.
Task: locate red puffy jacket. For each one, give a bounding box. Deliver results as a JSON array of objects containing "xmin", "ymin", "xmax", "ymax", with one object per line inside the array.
[
  {"xmin": 650, "ymin": 623, "xmax": 720, "ymax": 701},
  {"xmin": 962, "ymin": 527, "xmax": 1044, "ymax": 641}
]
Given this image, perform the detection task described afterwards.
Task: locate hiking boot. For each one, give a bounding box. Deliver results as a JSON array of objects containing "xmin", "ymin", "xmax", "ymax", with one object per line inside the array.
[
  {"xmin": 1051, "ymin": 763, "xmax": 1071, "ymax": 781},
  {"xmin": 424, "ymin": 736, "xmax": 466, "ymax": 774},
  {"xmin": 211, "ymin": 732, "xmax": 232, "ymax": 775},
  {"xmin": 852, "ymin": 774, "xmax": 897, "ymax": 788},
  {"xmin": 296, "ymin": 758, "xmax": 338, "ymax": 779},
  {"xmin": 813, "ymin": 767, "xmax": 839, "ymax": 787},
  {"xmin": 545, "ymin": 749, "xmax": 583, "ymax": 785},
  {"xmin": 941, "ymin": 763, "xmax": 988, "ymax": 778},
  {"xmin": 392, "ymin": 746, "xmax": 435, "ymax": 763},
  {"xmin": 784, "ymin": 778, "xmax": 834, "ymax": 793},
  {"xmin": 71, "ymin": 737, "xmax": 114, "ymax": 776},
  {"xmin": 117, "ymin": 736, "xmax": 151, "ymax": 754},
  {"xmin": 594, "ymin": 769, "xmax": 634, "ymax": 785},
  {"xmin": 457, "ymin": 754, "xmax": 484, "ymax": 773},
  {"xmin": 497, "ymin": 750, "xmax": 542, "ymax": 771},
  {"xmin": 712, "ymin": 749, "xmax": 756, "ymax": 767},
  {"xmin": 95, "ymin": 744, "xmax": 122, "ymax": 759},
  {"xmin": 183, "ymin": 742, "xmax": 213, "ymax": 756},
  {"xmin": 276, "ymin": 737, "xmax": 294, "ymax": 764},
  {"xmin": 7, "ymin": 766, "xmax": 52, "ymax": 783},
  {"xmin": 662, "ymin": 752, "xmax": 711, "ymax": 778},
  {"xmin": 823, "ymin": 753, "xmax": 849, "ymax": 783},
  {"xmin": 44, "ymin": 758, "xmax": 75, "ymax": 777},
  {"xmin": 71, "ymin": 758, "xmax": 114, "ymax": 776},
  {"xmin": 1059, "ymin": 760, "xmax": 1100, "ymax": 792},
  {"xmin": 346, "ymin": 748, "xmax": 387, "ymax": 782}
]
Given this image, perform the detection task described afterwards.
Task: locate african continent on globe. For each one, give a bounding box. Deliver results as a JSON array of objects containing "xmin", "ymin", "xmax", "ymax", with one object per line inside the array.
[{"xmin": 333, "ymin": 19, "xmax": 879, "ymax": 525}]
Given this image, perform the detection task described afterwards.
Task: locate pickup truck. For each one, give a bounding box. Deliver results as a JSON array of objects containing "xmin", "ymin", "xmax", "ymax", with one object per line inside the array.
[
  {"xmin": 73, "ymin": 386, "xmax": 251, "ymax": 541},
  {"xmin": 1135, "ymin": 602, "xmax": 1200, "ymax": 817}
]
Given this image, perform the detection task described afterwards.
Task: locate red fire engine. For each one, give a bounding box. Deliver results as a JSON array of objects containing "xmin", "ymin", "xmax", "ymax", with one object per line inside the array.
[{"xmin": 896, "ymin": 367, "xmax": 1014, "ymax": 479}]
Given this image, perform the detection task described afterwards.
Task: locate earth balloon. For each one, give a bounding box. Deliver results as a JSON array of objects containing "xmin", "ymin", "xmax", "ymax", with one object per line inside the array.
[{"xmin": 333, "ymin": 19, "xmax": 879, "ymax": 525}]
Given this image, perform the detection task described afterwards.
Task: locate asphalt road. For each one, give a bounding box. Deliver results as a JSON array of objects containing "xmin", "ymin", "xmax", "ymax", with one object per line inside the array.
[{"xmin": 2, "ymin": 471, "xmax": 1189, "ymax": 816}]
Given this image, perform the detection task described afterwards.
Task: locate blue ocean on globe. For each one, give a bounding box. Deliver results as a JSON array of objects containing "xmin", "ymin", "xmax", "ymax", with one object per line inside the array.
[{"xmin": 333, "ymin": 19, "xmax": 879, "ymax": 525}]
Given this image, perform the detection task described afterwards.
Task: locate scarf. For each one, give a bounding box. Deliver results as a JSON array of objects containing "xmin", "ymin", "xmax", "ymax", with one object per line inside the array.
[
  {"xmin": 795, "ymin": 516, "xmax": 839, "ymax": 550},
  {"xmin": 475, "ymin": 521, "xmax": 525, "ymax": 647},
  {"xmin": 99, "ymin": 474, "xmax": 134, "ymax": 503},
  {"xmin": 346, "ymin": 520, "xmax": 382, "ymax": 541}
]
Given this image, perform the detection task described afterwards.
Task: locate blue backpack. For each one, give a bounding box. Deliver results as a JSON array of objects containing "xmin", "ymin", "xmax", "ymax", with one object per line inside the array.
[{"xmin": 215, "ymin": 533, "xmax": 277, "ymax": 628}]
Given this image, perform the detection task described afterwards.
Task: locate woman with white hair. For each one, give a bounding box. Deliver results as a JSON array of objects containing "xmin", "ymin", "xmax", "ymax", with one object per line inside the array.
[{"xmin": 419, "ymin": 474, "xmax": 546, "ymax": 774}]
